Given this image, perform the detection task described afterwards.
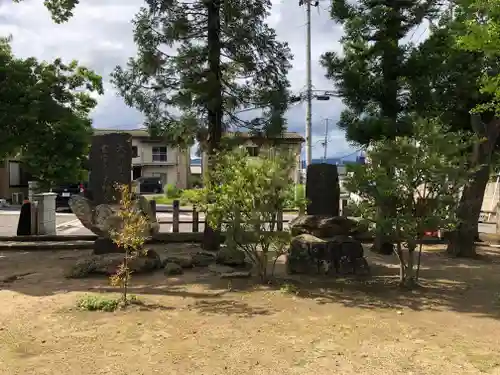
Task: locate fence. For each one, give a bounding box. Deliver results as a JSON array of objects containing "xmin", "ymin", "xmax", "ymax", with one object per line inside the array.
[{"xmin": 151, "ymin": 200, "xmax": 292, "ymax": 233}]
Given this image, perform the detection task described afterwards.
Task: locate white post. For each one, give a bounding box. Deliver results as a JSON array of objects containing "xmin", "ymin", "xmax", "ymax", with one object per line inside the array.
[
  {"xmin": 33, "ymin": 192, "xmax": 57, "ymax": 235},
  {"xmin": 28, "ymin": 181, "xmax": 39, "ymax": 202}
]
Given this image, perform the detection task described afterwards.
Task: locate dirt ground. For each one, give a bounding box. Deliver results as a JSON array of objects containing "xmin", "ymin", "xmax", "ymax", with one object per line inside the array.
[{"xmin": 1, "ymin": 244, "xmax": 500, "ymax": 375}]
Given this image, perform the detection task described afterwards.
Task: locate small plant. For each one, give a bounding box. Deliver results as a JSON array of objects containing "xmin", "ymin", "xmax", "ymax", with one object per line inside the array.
[
  {"xmin": 192, "ymin": 148, "xmax": 306, "ymax": 283},
  {"xmin": 76, "ymin": 294, "xmax": 120, "ymax": 312},
  {"xmin": 109, "ymin": 183, "xmax": 149, "ymax": 306},
  {"xmin": 280, "ymin": 282, "xmax": 299, "ymax": 295},
  {"xmin": 165, "ymin": 183, "xmax": 182, "ymax": 199}
]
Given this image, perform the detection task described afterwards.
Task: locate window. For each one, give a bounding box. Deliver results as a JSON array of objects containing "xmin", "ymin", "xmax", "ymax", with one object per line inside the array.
[
  {"xmin": 246, "ymin": 146, "xmax": 260, "ymax": 157},
  {"xmin": 132, "ymin": 146, "xmax": 138, "ymax": 158},
  {"xmin": 9, "ymin": 161, "xmax": 31, "ymax": 187},
  {"xmin": 152, "ymin": 146, "xmax": 167, "ymax": 162}
]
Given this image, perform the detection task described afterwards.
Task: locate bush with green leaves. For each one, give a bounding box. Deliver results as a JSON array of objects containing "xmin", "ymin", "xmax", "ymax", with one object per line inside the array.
[
  {"xmin": 345, "ymin": 118, "xmax": 476, "ymax": 287},
  {"xmin": 165, "ymin": 183, "xmax": 182, "ymax": 199},
  {"xmin": 191, "ymin": 149, "xmax": 306, "ymax": 282}
]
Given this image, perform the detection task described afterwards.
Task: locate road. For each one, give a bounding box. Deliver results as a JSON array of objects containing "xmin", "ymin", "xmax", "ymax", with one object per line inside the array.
[{"xmin": 0, "ymin": 208, "xmax": 297, "ymax": 236}]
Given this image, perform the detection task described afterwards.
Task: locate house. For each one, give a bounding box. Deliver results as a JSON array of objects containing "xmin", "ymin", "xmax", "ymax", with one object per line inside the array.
[
  {"xmin": 200, "ymin": 132, "xmax": 304, "ymax": 183},
  {"xmin": 93, "ymin": 129, "xmax": 190, "ymax": 189},
  {"xmin": 0, "ymin": 158, "xmax": 32, "ymax": 203}
]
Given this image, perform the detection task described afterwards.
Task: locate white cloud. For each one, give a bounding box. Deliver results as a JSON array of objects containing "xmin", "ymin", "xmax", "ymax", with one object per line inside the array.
[{"xmin": 0, "ymin": 0, "xmax": 355, "ymax": 159}]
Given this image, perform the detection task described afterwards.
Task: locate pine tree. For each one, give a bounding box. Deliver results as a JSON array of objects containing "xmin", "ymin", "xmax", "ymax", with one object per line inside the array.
[
  {"xmin": 320, "ymin": 0, "xmax": 437, "ymax": 252},
  {"xmin": 112, "ymin": 0, "xmax": 292, "ymax": 250}
]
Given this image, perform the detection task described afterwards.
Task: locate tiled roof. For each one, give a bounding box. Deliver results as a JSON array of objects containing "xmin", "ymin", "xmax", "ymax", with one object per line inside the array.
[{"xmin": 93, "ymin": 128, "xmax": 305, "ymax": 142}]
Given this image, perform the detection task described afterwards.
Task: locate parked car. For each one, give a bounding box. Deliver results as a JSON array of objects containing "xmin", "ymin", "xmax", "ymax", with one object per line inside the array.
[
  {"xmin": 136, "ymin": 177, "xmax": 163, "ymax": 194},
  {"xmin": 53, "ymin": 182, "xmax": 88, "ymax": 209}
]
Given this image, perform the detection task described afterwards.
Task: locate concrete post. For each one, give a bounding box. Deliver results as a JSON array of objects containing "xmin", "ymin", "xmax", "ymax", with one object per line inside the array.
[
  {"xmin": 33, "ymin": 192, "xmax": 57, "ymax": 235},
  {"xmin": 28, "ymin": 181, "xmax": 39, "ymax": 202}
]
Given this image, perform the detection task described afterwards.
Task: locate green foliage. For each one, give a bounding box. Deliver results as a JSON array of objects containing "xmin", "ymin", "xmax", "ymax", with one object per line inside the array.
[
  {"xmin": 111, "ymin": 0, "xmax": 293, "ymax": 145},
  {"xmin": 190, "ymin": 149, "xmax": 304, "ymax": 282},
  {"xmin": 345, "ymin": 118, "xmax": 476, "ymax": 286},
  {"xmin": 109, "ymin": 184, "xmax": 149, "ymax": 306},
  {"xmin": 13, "ymin": 0, "xmax": 79, "ymax": 23},
  {"xmin": 457, "ymin": 0, "xmax": 500, "ymax": 115},
  {"xmin": 320, "ymin": 0, "xmax": 438, "ymax": 144},
  {"xmin": 165, "ymin": 183, "xmax": 182, "ymax": 199},
  {"xmin": 76, "ymin": 294, "xmax": 120, "ymax": 312},
  {"xmin": 0, "ymin": 37, "xmax": 103, "ymax": 189}
]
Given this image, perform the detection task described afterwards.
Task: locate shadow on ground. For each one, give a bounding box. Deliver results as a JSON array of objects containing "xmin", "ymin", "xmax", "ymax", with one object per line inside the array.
[{"xmin": 1, "ymin": 244, "xmax": 500, "ymax": 319}]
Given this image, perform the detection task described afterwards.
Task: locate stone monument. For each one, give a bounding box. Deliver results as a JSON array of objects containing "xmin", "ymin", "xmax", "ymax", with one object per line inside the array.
[
  {"xmin": 69, "ymin": 133, "xmax": 159, "ymax": 254},
  {"xmin": 305, "ymin": 163, "xmax": 340, "ymax": 216},
  {"xmin": 89, "ymin": 133, "xmax": 132, "ymax": 205}
]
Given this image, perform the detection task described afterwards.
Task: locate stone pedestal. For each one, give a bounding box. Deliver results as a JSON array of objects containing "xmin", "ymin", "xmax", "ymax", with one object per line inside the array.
[
  {"xmin": 33, "ymin": 192, "xmax": 57, "ymax": 235},
  {"xmin": 28, "ymin": 181, "xmax": 39, "ymax": 202}
]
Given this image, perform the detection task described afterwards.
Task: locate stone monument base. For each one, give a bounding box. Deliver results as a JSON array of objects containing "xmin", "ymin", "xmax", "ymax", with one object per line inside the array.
[{"xmin": 93, "ymin": 237, "xmax": 123, "ymax": 255}]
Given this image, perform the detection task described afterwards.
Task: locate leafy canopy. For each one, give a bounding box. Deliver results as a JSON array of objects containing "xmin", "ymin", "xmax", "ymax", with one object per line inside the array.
[
  {"xmin": 0, "ymin": 37, "xmax": 103, "ymax": 187},
  {"xmin": 346, "ymin": 117, "xmax": 475, "ymax": 245},
  {"xmin": 457, "ymin": 0, "xmax": 500, "ymax": 115},
  {"xmin": 111, "ymin": 0, "xmax": 293, "ymax": 145}
]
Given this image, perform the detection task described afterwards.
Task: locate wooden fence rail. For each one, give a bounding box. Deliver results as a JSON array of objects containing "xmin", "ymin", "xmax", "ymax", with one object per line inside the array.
[{"xmin": 151, "ymin": 199, "xmax": 290, "ymax": 233}]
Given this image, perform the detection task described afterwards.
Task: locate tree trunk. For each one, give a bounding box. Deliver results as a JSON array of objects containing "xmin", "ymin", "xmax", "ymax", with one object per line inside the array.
[
  {"xmin": 447, "ymin": 116, "xmax": 500, "ymax": 257},
  {"xmin": 202, "ymin": 0, "xmax": 223, "ymax": 252}
]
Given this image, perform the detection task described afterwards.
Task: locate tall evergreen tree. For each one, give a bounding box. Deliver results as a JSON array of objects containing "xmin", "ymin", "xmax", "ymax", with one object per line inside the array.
[
  {"xmin": 112, "ymin": 0, "xmax": 292, "ymax": 249},
  {"xmin": 320, "ymin": 0, "xmax": 437, "ymax": 252}
]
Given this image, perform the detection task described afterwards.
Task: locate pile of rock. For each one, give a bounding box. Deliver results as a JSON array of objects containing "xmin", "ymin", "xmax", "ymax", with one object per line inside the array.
[
  {"xmin": 286, "ymin": 215, "xmax": 370, "ymax": 276},
  {"xmin": 66, "ymin": 246, "xmax": 252, "ymax": 279}
]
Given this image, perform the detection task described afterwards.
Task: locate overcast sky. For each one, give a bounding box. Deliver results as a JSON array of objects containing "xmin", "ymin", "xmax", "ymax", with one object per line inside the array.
[{"xmin": 0, "ymin": 0, "xmax": 358, "ymax": 159}]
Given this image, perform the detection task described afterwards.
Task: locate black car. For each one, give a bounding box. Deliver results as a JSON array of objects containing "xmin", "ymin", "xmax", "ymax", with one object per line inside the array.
[
  {"xmin": 53, "ymin": 182, "xmax": 88, "ymax": 209},
  {"xmin": 136, "ymin": 177, "xmax": 163, "ymax": 194}
]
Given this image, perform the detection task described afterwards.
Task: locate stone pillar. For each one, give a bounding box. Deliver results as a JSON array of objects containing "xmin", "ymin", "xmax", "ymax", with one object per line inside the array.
[
  {"xmin": 28, "ymin": 181, "xmax": 39, "ymax": 202},
  {"xmin": 33, "ymin": 192, "xmax": 57, "ymax": 235},
  {"xmin": 496, "ymin": 202, "xmax": 500, "ymax": 234}
]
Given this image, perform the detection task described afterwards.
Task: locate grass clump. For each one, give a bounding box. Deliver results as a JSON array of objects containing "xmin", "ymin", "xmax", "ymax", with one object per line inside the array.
[{"xmin": 76, "ymin": 294, "xmax": 120, "ymax": 312}]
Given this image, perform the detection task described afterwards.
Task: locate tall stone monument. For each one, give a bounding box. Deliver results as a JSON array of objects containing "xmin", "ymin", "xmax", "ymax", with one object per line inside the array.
[
  {"xmin": 89, "ymin": 133, "xmax": 132, "ymax": 205},
  {"xmin": 305, "ymin": 163, "xmax": 340, "ymax": 216}
]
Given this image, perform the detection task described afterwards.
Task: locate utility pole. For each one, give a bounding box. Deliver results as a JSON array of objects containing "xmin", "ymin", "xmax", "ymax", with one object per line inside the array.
[
  {"xmin": 322, "ymin": 118, "xmax": 329, "ymax": 161},
  {"xmin": 305, "ymin": 0, "xmax": 312, "ymax": 169},
  {"xmin": 299, "ymin": 0, "xmax": 317, "ymax": 169}
]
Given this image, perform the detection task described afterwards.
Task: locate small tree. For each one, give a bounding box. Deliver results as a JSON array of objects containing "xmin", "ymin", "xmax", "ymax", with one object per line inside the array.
[
  {"xmin": 345, "ymin": 118, "xmax": 476, "ymax": 287},
  {"xmin": 109, "ymin": 184, "xmax": 149, "ymax": 305},
  {"xmin": 192, "ymin": 148, "xmax": 305, "ymax": 283}
]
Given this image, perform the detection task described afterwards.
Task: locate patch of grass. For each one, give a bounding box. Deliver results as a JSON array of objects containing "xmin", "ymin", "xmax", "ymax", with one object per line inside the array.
[
  {"xmin": 280, "ymin": 282, "xmax": 300, "ymax": 295},
  {"xmin": 76, "ymin": 294, "xmax": 121, "ymax": 312}
]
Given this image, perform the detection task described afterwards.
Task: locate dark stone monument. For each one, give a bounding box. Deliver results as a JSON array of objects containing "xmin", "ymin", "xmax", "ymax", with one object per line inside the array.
[
  {"xmin": 88, "ymin": 133, "xmax": 132, "ymax": 254},
  {"xmin": 17, "ymin": 202, "xmax": 32, "ymax": 235},
  {"xmin": 305, "ymin": 163, "xmax": 340, "ymax": 216},
  {"xmin": 89, "ymin": 133, "xmax": 132, "ymax": 205}
]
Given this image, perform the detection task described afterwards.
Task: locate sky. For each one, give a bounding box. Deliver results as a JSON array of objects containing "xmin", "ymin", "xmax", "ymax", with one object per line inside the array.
[{"xmin": 0, "ymin": 0, "xmax": 355, "ymax": 159}]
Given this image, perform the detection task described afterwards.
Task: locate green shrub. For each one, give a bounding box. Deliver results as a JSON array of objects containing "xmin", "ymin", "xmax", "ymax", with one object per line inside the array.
[
  {"xmin": 76, "ymin": 294, "xmax": 120, "ymax": 312},
  {"xmin": 165, "ymin": 183, "xmax": 182, "ymax": 198}
]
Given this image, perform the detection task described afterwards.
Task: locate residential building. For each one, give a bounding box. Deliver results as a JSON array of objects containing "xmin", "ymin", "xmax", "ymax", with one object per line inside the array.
[
  {"xmin": 200, "ymin": 132, "xmax": 304, "ymax": 183},
  {"xmin": 93, "ymin": 129, "xmax": 190, "ymax": 189},
  {"xmin": 0, "ymin": 158, "xmax": 31, "ymax": 203}
]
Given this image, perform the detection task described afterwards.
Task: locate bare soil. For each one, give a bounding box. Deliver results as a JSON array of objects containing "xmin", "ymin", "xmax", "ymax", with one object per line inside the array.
[{"xmin": 1, "ymin": 244, "xmax": 500, "ymax": 375}]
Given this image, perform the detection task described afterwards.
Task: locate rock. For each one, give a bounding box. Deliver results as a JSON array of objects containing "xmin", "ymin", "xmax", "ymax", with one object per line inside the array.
[
  {"xmin": 286, "ymin": 234, "xmax": 328, "ymax": 275},
  {"xmin": 65, "ymin": 250, "xmax": 162, "ymax": 278},
  {"xmin": 164, "ymin": 262, "xmax": 183, "ymax": 275},
  {"xmin": 286, "ymin": 233, "xmax": 370, "ymax": 276},
  {"xmin": 208, "ymin": 264, "xmax": 237, "ymax": 274},
  {"xmin": 289, "ymin": 215, "xmax": 366, "ymax": 238},
  {"xmin": 163, "ymin": 256, "xmax": 194, "ymax": 268},
  {"xmin": 216, "ymin": 247, "xmax": 246, "ymax": 266},
  {"xmin": 192, "ymin": 252, "xmax": 215, "ymax": 267},
  {"xmin": 93, "ymin": 237, "xmax": 122, "ymax": 255},
  {"xmin": 220, "ymin": 271, "xmax": 251, "ymax": 279}
]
